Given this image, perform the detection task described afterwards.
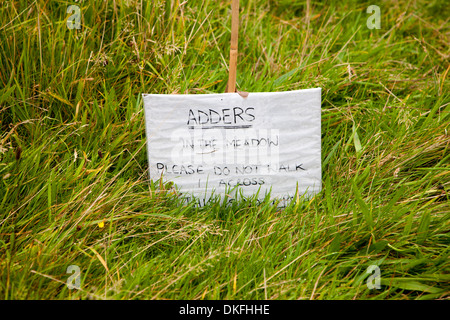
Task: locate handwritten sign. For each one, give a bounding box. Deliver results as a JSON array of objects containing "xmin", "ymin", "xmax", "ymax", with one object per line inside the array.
[{"xmin": 143, "ymin": 88, "xmax": 321, "ymax": 206}]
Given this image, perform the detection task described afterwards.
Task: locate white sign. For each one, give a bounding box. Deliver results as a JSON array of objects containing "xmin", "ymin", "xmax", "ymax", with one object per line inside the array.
[{"xmin": 143, "ymin": 88, "xmax": 321, "ymax": 207}]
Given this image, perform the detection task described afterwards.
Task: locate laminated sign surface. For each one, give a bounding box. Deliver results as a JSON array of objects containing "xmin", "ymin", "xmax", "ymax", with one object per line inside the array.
[{"xmin": 143, "ymin": 88, "xmax": 321, "ymax": 206}]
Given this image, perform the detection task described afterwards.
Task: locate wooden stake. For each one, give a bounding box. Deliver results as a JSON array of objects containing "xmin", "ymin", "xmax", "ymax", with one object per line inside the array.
[{"xmin": 227, "ymin": 0, "xmax": 239, "ymax": 93}]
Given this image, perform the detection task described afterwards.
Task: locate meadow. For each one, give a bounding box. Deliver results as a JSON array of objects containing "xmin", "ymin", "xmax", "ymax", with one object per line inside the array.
[{"xmin": 0, "ymin": 0, "xmax": 449, "ymax": 300}]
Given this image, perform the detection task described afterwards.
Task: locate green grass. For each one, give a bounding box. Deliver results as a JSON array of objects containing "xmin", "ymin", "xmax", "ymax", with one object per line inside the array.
[{"xmin": 0, "ymin": 0, "xmax": 449, "ymax": 300}]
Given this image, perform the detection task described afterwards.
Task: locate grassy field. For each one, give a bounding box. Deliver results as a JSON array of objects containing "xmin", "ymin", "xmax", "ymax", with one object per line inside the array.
[{"xmin": 0, "ymin": 0, "xmax": 449, "ymax": 300}]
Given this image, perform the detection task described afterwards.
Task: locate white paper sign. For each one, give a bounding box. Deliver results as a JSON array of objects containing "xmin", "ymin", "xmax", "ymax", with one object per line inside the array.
[{"xmin": 143, "ymin": 88, "xmax": 321, "ymax": 206}]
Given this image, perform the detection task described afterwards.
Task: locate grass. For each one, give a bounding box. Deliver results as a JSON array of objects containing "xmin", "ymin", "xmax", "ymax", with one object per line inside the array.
[{"xmin": 0, "ymin": 0, "xmax": 449, "ymax": 300}]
